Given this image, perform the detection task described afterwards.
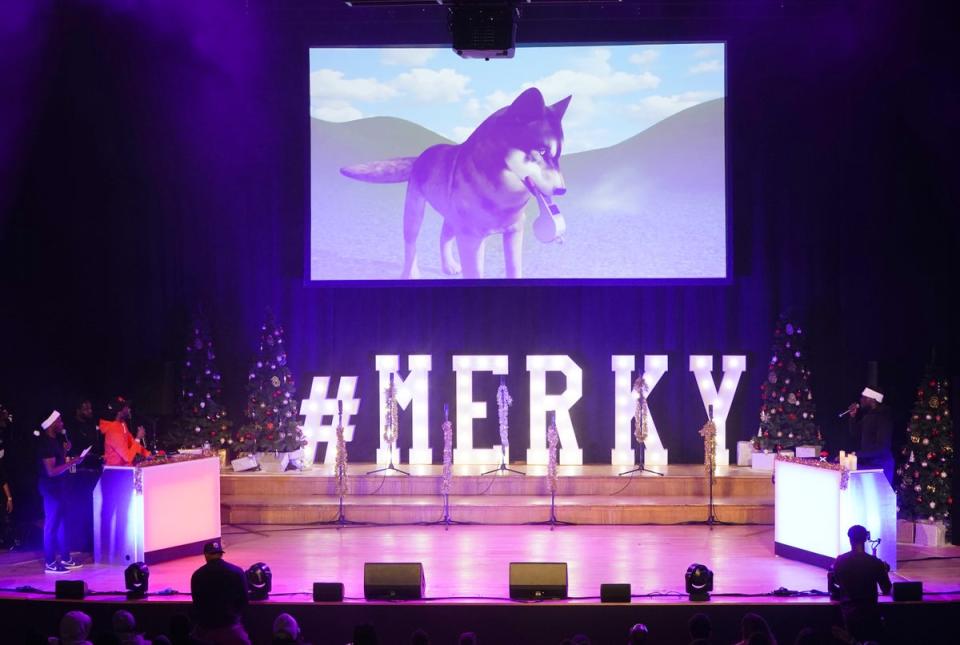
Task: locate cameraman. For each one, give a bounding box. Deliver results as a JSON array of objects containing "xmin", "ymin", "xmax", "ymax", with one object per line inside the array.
[{"xmin": 832, "ymin": 524, "xmax": 892, "ymax": 642}]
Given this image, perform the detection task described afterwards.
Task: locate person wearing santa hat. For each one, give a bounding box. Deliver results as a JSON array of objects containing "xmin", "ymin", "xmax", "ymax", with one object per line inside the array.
[
  {"xmin": 845, "ymin": 387, "xmax": 894, "ymax": 484},
  {"xmin": 37, "ymin": 410, "xmax": 87, "ymax": 572},
  {"xmin": 100, "ymin": 397, "xmax": 150, "ymax": 467}
]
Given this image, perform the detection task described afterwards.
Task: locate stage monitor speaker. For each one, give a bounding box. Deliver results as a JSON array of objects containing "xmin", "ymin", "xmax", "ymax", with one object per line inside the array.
[
  {"xmin": 892, "ymin": 581, "xmax": 923, "ymax": 601},
  {"xmin": 363, "ymin": 563, "xmax": 424, "ymax": 600},
  {"xmin": 509, "ymin": 562, "xmax": 568, "ymax": 600},
  {"xmin": 313, "ymin": 582, "xmax": 344, "ymax": 602},
  {"xmin": 600, "ymin": 583, "xmax": 631, "ymax": 603},
  {"xmin": 55, "ymin": 580, "xmax": 88, "ymax": 599}
]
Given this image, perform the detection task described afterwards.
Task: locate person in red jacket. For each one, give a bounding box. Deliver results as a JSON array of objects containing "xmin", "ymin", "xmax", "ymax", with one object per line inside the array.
[{"xmin": 100, "ymin": 397, "xmax": 150, "ymax": 466}]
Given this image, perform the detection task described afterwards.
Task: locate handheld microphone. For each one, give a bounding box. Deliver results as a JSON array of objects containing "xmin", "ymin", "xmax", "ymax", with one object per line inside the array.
[{"xmin": 838, "ymin": 404, "xmax": 859, "ymax": 418}]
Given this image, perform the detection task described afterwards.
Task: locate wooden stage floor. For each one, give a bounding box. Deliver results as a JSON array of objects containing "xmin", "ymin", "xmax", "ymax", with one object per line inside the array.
[
  {"xmin": 2, "ymin": 524, "xmax": 958, "ymax": 602},
  {"xmin": 2, "ymin": 525, "xmax": 959, "ymax": 643}
]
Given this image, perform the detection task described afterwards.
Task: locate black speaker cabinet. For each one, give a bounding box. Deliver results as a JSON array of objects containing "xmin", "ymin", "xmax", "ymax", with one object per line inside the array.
[
  {"xmin": 55, "ymin": 580, "xmax": 88, "ymax": 599},
  {"xmin": 509, "ymin": 562, "xmax": 568, "ymax": 600},
  {"xmin": 363, "ymin": 563, "xmax": 424, "ymax": 600},
  {"xmin": 600, "ymin": 583, "xmax": 632, "ymax": 603},
  {"xmin": 313, "ymin": 582, "xmax": 344, "ymax": 602},
  {"xmin": 892, "ymin": 581, "xmax": 923, "ymax": 601}
]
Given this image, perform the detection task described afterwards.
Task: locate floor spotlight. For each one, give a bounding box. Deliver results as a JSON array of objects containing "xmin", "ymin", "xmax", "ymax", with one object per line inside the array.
[
  {"xmin": 685, "ymin": 563, "xmax": 713, "ymax": 601},
  {"xmin": 124, "ymin": 562, "xmax": 149, "ymax": 599},
  {"xmin": 246, "ymin": 562, "xmax": 272, "ymax": 600}
]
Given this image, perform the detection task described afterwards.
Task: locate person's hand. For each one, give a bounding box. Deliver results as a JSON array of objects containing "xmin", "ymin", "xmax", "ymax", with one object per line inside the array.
[
  {"xmin": 136, "ymin": 426, "xmax": 146, "ymax": 441},
  {"xmin": 63, "ymin": 440, "xmax": 72, "ymax": 452},
  {"xmin": 846, "ymin": 402, "xmax": 860, "ymax": 417},
  {"xmin": 5, "ymin": 497, "xmax": 12, "ymax": 514}
]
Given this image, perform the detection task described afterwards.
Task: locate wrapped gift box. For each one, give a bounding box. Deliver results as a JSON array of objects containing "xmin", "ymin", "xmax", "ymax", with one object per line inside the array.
[
  {"xmin": 257, "ymin": 452, "xmax": 290, "ymax": 473},
  {"xmin": 914, "ymin": 520, "xmax": 947, "ymax": 547},
  {"xmin": 231, "ymin": 454, "xmax": 259, "ymax": 472},
  {"xmin": 737, "ymin": 441, "xmax": 755, "ymax": 466},
  {"xmin": 751, "ymin": 451, "xmax": 776, "ymax": 470},
  {"xmin": 897, "ymin": 519, "xmax": 916, "ymax": 544},
  {"xmin": 795, "ymin": 445, "xmax": 821, "ymax": 459}
]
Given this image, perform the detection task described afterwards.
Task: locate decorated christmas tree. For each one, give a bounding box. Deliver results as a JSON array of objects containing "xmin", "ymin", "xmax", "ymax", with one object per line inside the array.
[
  {"xmin": 755, "ymin": 313, "xmax": 822, "ymax": 452},
  {"xmin": 171, "ymin": 315, "xmax": 232, "ymax": 451},
  {"xmin": 240, "ymin": 312, "xmax": 306, "ymax": 455},
  {"xmin": 896, "ymin": 373, "xmax": 953, "ymax": 532}
]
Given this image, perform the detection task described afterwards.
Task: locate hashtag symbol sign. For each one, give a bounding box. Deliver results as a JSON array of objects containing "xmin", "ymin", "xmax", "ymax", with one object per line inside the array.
[{"xmin": 298, "ymin": 376, "xmax": 360, "ymax": 465}]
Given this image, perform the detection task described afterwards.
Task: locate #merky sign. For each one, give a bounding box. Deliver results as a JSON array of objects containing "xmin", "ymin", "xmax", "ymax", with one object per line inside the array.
[{"xmin": 299, "ymin": 354, "xmax": 746, "ymax": 468}]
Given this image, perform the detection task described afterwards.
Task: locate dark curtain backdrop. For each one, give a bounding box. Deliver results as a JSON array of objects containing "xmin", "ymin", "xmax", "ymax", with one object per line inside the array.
[{"xmin": 1, "ymin": 1, "xmax": 957, "ymax": 471}]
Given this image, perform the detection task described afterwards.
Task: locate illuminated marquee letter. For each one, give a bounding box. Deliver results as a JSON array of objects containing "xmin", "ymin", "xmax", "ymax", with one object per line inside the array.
[
  {"xmin": 452, "ymin": 355, "xmax": 509, "ymax": 464},
  {"xmin": 298, "ymin": 376, "xmax": 360, "ymax": 466},
  {"xmin": 611, "ymin": 355, "xmax": 669, "ymax": 466},
  {"xmin": 689, "ymin": 355, "xmax": 746, "ymax": 467},
  {"xmin": 527, "ymin": 355, "xmax": 583, "ymax": 465},
  {"xmin": 375, "ymin": 355, "xmax": 433, "ymax": 465}
]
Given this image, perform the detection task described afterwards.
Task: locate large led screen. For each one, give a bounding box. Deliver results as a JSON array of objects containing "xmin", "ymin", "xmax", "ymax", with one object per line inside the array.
[{"xmin": 309, "ymin": 44, "xmax": 726, "ymax": 281}]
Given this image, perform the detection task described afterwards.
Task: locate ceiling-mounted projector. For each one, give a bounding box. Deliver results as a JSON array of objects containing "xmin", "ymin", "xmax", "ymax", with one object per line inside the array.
[{"xmin": 450, "ymin": 4, "xmax": 517, "ymax": 59}]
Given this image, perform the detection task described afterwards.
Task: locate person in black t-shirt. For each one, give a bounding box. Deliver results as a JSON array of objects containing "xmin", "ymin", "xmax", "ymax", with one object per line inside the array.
[
  {"xmin": 832, "ymin": 524, "xmax": 892, "ymax": 643},
  {"xmin": 845, "ymin": 387, "xmax": 894, "ymax": 484},
  {"xmin": 190, "ymin": 540, "xmax": 250, "ymax": 645},
  {"xmin": 69, "ymin": 399, "xmax": 103, "ymax": 466},
  {"xmin": 37, "ymin": 410, "xmax": 87, "ymax": 573}
]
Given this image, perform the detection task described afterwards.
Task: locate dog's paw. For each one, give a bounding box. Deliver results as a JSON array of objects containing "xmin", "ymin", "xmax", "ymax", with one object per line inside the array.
[{"xmin": 442, "ymin": 259, "xmax": 461, "ymax": 276}]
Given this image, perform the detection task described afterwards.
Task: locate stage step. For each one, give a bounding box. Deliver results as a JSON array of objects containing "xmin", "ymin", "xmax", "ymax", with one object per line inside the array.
[
  {"xmin": 221, "ymin": 493, "xmax": 773, "ymax": 525},
  {"xmin": 220, "ymin": 464, "xmax": 773, "ymax": 526},
  {"xmin": 220, "ymin": 464, "xmax": 773, "ymax": 499}
]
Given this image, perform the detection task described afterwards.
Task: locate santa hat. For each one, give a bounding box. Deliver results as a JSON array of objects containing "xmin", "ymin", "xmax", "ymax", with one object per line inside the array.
[
  {"xmin": 861, "ymin": 387, "xmax": 884, "ymax": 403},
  {"xmin": 41, "ymin": 410, "xmax": 61, "ymax": 430}
]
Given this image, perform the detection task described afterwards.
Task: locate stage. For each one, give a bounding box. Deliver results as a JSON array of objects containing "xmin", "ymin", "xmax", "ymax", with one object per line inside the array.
[
  {"xmin": 2, "ymin": 523, "xmax": 959, "ymax": 643},
  {"xmin": 220, "ymin": 463, "xmax": 776, "ymax": 525}
]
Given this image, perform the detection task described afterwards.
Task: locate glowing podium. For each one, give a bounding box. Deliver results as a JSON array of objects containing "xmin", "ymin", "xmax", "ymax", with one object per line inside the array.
[
  {"xmin": 93, "ymin": 455, "xmax": 220, "ymax": 565},
  {"xmin": 774, "ymin": 457, "xmax": 896, "ymax": 570}
]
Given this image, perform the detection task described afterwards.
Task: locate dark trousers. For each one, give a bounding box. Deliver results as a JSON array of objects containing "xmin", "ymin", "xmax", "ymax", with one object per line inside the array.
[{"xmin": 40, "ymin": 482, "xmax": 66, "ymax": 563}]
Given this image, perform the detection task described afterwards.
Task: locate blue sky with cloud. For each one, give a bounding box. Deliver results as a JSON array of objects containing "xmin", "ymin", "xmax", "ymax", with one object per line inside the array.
[{"xmin": 309, "ymin": 43, "xmax": 724, "ymax": 153}]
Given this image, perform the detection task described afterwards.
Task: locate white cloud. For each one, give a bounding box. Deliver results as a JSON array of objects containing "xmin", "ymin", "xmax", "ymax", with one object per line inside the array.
[
  {"xmin": 628, "ymin": 91, "xmax": 719, "ymax": 122},
  {"xmin": 522, "ymin": 68, "xmax": 660, "ymax": 106},
  {"xmin": 629, "ymin": 49, "xmax": 660, "ymax": 66},
  {"xmin": 309, "ymin": 69, "xmax": 397, "ymax": 101},
  {"xmin": 380, "ymin": 48, "xmax": 437, "ymax": 67},
  {"xmin": 693, "ymin": 46, "xmax": 720, "ymax": 59},
  {"xmin": 689, "ymin": 59, "xmax": 723, "ymax": 75},
  {"xmin": 392, "ymin": 68, "xmax": 471, "ymax": 103},
  {"xmin": 575, "ymin": 48, "xmax": 615, "ymax": 74},
  {"xmin": 310, "ymin": 101, "xmax": 363, "ymax": 122}
]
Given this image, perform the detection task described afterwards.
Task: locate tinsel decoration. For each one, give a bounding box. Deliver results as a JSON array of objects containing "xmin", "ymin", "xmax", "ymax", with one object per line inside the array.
[
  {"xmin": 335, "ymin": 404, "xmax": 349, "ymax": 496},
  {"xmin": 633, "ymin": 376, "xmax": 649, "ymax": 445},
  {"xmin": 699, "ymin": 419, "xmax": 717, "ymax": 483},
  {"xmin": 777, "ymin": 454, "xmax": 850, "ymax": 490},
  {"xmin": 441, "ymin": 404, "xmax": 453, "ymax": 496},
  {"xmin": 547, "ymin": 416, "xmax": 559, "ymax": 495},
  {"xmin": 497, "ymin": 377, "xmax": 513, "ymax": 451},
  {"xmin": 383, "ymin": 373, "xmax": 399, "ymax": 448}
]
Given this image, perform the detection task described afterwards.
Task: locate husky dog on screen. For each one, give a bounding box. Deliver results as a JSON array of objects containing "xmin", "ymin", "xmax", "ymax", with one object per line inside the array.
[{"xmin": 341, "ymin": 87, "xmax": 571, "ymax": 279}]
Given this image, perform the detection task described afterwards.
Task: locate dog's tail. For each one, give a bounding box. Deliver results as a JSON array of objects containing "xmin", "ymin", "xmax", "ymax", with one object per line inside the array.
[{"xmin": 340, "ymin": 157, "xmax": 416, "ymax": 183}]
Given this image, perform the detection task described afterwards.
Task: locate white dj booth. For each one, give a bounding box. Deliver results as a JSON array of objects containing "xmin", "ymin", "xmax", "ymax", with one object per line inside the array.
[
  {"xmin": 774, "ymin": 457, "xmax": 897, "ymax": 569},
  {"xmin": 93, "ymin": 455, "xmax": 220, "ymax": 565}
]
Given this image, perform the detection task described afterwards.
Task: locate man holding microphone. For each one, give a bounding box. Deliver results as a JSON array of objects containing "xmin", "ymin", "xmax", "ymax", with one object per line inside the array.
[
  {"xmin": 100, "ymin": 397, "xmax": 151, "ymax": 466},
  {"xmin": 37, "ymin": 410, "xmax": 87, "ymax": 573},
  {"xmin": 844, "ymin": 387, "xmax": 894, "ymax": 484}
]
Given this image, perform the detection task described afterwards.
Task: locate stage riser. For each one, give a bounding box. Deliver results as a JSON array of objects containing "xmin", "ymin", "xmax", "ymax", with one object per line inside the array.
[
  {"xmin": 221, "ymin": 501, "xmax": 773, "ymax": 525},
  {"xmin": 221, "ymin": 474, "xmax": 773, "ymax": 498}
]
